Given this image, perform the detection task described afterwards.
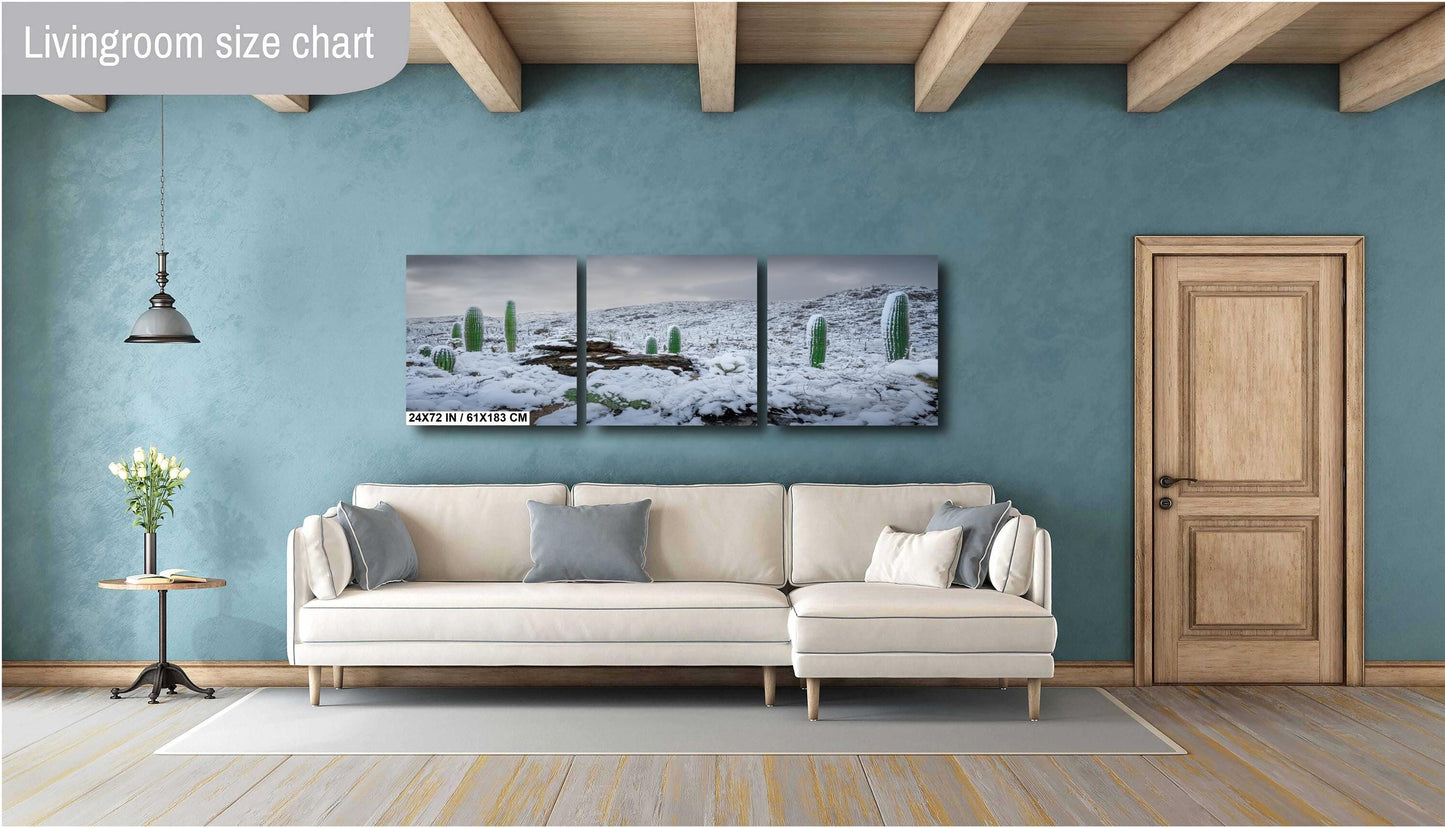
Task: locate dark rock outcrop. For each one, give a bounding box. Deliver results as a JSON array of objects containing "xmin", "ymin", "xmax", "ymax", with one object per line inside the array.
[{"xmin": 522, "ymin": 340, "xmax": 695, "ymax": 376}]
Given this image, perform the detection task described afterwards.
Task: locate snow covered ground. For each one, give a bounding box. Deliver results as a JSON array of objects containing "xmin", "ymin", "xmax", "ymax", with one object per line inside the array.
[
  {"xmin": 585, "ymin": 299, "xmax": 759, "ymax": 426},
  {"xmin": 405, "ymin": 286, "xmax": 933, "ymax": 427},
  {"xmin": 405, "ymin": 312, "xmax": 579, "ymax": 426},
  {"xmin": 767, "ymin": 284, "xmax": 939, "ymax": 426}
]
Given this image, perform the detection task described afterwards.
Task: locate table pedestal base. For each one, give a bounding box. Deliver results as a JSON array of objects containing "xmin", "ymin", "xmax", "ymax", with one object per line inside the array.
[
  {"xmin": 99, "ymin": 579, "xmax": 228, "ymax": 704},
  {"xmin": 110, "ymin": 661, "xmax": 215, "ymax": 704}
]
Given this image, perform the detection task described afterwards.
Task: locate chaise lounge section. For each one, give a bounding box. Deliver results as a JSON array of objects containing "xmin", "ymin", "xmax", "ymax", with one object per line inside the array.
[{"xmin": 787, "ymin": 484, "xmax": 1054, "ymax": 720}]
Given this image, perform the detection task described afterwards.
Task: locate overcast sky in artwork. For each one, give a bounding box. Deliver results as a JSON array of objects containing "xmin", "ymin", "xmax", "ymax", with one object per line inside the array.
[
  {"xmin": 766, "ymin": 255, "xmax": 938, "ymax": 301},
  {"xmin": 586, "ymin": 256, "xmax": 757, "ymax": 311},
  {"xmin": 406, "ymin": 255, "xmax": 577, "ymax": 318}
]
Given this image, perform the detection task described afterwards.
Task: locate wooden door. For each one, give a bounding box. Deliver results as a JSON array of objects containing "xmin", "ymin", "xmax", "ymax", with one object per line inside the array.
[{"xmin": 1152, "ymin": 253, "xmax": 1345, "ymax": 683}]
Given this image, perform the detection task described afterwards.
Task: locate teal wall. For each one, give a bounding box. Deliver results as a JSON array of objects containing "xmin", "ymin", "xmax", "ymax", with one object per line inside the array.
[{"xmin": 4, "ymin": 65, "xmax": 1443, "ymax": 663}]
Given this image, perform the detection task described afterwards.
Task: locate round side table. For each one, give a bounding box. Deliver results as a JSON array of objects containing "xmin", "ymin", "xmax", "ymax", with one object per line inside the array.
[{"xmin": 98, "ymin": 578, "xmax": 227, "ymax": 704}]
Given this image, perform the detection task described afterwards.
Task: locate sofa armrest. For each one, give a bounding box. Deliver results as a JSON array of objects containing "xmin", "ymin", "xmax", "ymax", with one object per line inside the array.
[
  {"xmin": 1025, "ymin": 527, "xmax": 1051, "ymax": 613},
  {"xmin": 286, "ymin": 526, "xmax": 315, "ymax": 664}
]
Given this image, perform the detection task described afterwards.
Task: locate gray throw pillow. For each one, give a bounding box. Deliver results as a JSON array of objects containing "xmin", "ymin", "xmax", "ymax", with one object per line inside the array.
[
  {"xmin": 926, "ymin": 500, "xmax": 1013, "ymax": 588},
  {"xmin": 525, "ymin": 500, "xmax": 652, "ymax": 583},
  {"xmin": 336, "ymin": 501, "xmax": 420, "ymax": 590}
]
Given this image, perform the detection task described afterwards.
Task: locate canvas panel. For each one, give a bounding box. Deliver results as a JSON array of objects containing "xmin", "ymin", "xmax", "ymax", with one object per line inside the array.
[{"xmin": 405, "ymin": 255, "xmax": 579, "ymax": 427}]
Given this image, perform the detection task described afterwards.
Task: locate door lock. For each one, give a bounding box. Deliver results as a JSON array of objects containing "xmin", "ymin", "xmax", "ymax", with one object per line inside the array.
[
  {"xmin": 1158, "ymin": 475, "xmax": 1199, "ymax": 489},
  {"xmin": 1158, "ymin": 497, "xmax": 1174, "ymax": 510}
]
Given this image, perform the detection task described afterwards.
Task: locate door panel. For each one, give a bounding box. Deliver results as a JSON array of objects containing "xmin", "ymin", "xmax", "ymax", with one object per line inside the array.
[
  {"xmin": 1153, "ymin": 254, "xmax": 1344, "ymax": 684},
  {"xmin": 1191, "ymin": 291, "xmax": 1310, "ymax": 485},
  {"xmin": 1190, "ymin": 522, "xmax": 1312, "ymax": 629}
]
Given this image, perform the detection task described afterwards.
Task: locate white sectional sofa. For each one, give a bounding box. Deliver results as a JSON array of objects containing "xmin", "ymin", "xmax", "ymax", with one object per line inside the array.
[{"xmin": 287, "ymin": 482, "xmax": 1054, "ymax": 720}]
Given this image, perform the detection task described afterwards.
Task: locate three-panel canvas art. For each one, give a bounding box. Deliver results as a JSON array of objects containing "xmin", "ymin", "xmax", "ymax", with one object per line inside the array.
[{"xmin": 405, "ymin": 255, "xmax": 938, "ymax": 427}]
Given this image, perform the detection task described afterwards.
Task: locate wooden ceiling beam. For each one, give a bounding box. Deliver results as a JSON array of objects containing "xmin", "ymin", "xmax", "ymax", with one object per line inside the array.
[
  {"xmin": 695, "ymin": 2, "xmax": 738, "ymax": 112},
  {"xmin": 39, "ymin": 95, "xmax": 106, "ymax": 113},
  {"xmin": 1339, "ymin": 6, "xmax": 1445, "ymax": 112},
  {"xmin": 414, "ymin": 2, "xmax": 522, "ymax": 112},
  {"xmin": 915, "ymin": 3, "xmax": 1028, "ymax": 112},
  {"xmin": 253, "ymin": 95, "xmax": 311, "ymax": 113},
  {"xmin": 1127, "ymin": 3, "xmax": 1315, "ymax": 112}
]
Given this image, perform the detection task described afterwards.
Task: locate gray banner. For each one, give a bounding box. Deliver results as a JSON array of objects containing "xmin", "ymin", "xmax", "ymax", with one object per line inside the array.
[{"xmin": 3, "ymin": 2, "xmax": 410, "ymax": 94}]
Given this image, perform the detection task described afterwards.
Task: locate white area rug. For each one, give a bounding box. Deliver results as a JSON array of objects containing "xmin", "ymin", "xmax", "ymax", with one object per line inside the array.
[{"xmin": 159, "ymin": 685, "xmax": 1183, "ymax": 755}]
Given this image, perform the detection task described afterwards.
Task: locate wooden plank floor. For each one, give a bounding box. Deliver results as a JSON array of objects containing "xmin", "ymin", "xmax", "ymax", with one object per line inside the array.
[{"xmin": 3, "ymin": 685, "xmax": 1443, "ymax": 825}]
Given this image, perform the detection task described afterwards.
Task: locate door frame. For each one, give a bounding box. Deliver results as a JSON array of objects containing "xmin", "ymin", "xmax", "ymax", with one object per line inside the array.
[{"xmin": 1133, "ymin": 236, "xmax": 1365, "ymax": 687}]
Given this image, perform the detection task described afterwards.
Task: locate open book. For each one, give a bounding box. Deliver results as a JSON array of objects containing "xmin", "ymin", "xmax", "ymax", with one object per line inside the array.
[{"xmin": 125, "ymin": 568, "xmax": 207, "ymax": 585}]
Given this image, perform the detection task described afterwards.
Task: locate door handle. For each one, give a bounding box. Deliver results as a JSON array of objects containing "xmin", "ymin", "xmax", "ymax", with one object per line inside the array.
[{"xmin": 1158, "ymin": 475, "xmax": 1199, "ymax": 489}]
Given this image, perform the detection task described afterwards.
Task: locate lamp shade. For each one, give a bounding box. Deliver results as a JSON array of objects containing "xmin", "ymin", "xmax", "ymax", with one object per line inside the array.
[{"xmin": 126, "ymin": 293, "xmax": 199, "ymax": 344}]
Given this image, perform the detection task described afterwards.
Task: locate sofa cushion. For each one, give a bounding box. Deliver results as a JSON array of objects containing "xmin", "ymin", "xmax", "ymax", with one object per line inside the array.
[
  {"xmin": 572, "ymin": 484, "xmax": 785, "ymax": 586},
  {"xmin": 788, "ymin": 582, "xmax": 1056, "ymax": 655},
  {"xmin": 298, "ymin": 581, "xmax": 790, "ymax": 645},
  {"xmin": 297, "ymin": 508, "xmax": 351, "ymax": 599},
  {"xmin": 352, "ymin": 484, "xmax": 567, "ymax": 581},
  {"xmin": 337, "ymin": 502, "xmax": 420, "ymax": 590},
  {"xmin": 925, "ymin": 500, "xmax": 1013, "ymax": 588},
  {"xmin": 789, "ymin": 484, "xmax": 995, "ymax": 585},
  {"xmin": 524, "ymin": 500, "xmax": 652, "ymax": 583},
  {"xmin": 988, "ymin": 514, "xmax": 1036, "ymax": 596},
  {"xmin": 864, "ymin": 526, "xmax": 963, "ymax": 589}
]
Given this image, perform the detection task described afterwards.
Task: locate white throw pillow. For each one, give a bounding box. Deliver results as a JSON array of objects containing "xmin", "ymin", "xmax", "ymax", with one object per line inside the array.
[
  {"xmin": 299, "ymin": 507, "xmax": 352, "ymax": 599},
  {"xmin": 864, "ymin": 526, "xmax": 963, "ymax": 589},
  {"xmin": 987, "ymin": 514, "xmax": 1036, "ymax": 596}
]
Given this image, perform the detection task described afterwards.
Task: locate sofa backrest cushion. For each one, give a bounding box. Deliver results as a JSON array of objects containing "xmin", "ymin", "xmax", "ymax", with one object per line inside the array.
[
  {"xmin": 351, "ymin": 483, "xmax": 567, "ymax": 581},
  {"xmin": 789, "ymin": 483, "xmax": 995, "ymax": 585},
  {"xmin": 571, "ymin": 484, "xmax": 786, "ymax": 586}
]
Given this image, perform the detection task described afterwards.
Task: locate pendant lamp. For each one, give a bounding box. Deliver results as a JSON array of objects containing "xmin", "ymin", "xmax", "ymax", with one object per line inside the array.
[{"xmin": 126, "ymin": 96, "xmax": 198, "ymax": 344}]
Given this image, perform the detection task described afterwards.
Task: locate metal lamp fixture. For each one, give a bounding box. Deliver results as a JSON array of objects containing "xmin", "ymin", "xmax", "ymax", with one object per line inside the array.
[{"xmin": 126, "ymin": 96, "xmax": 198, "ymax": 344}]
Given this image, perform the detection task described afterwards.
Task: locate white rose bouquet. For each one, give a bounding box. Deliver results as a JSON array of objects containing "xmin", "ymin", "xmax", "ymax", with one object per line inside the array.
[{"xmin": 109, "ymin": 446, "xmax": 191, "ymax": 532}]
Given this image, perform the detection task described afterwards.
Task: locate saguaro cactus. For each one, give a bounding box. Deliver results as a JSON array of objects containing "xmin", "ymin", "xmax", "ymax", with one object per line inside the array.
[
  {"xmin": 882, "ymin": 291, "xmax": 910, "ymax": 361},
  {"xmin": 504, "ymin": 301, "xmax": 517, "ymax": 353},
  {"xmin": 432, "ymin": 347, "xmax": 456, "ymax": 372},
  {"xmin": 451, "ymin": 321, "xmax": 462, "ymax": 339},
  {"xmin": 645, "ymin": 336, "xmax": 658, "ymax": 355},
  {"xmin": 667, "ymin": 325, "xmax": 682, "ymax": 355},
  {"xmin": 419, "ymin": 345, "xmax": 432, "ymax": 357},
  {"xmin": 808, "ymin": 315, "xmax": 827, "ymax": 368},
  {"xmin": 463, "ymin": 307, "xmax": 484, "ymax": 352}
]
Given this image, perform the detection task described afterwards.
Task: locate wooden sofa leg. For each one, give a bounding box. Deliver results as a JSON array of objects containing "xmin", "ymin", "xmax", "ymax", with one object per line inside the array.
[
  {"xmin": 1000, "ymin": 678, "xmax": 1009, "ymax": 690},
  {"xmin": 1028, "ymin": 678, "xmax": 1041, "ymax": 721},
  {"xmin": 763, "ymin": 666, "xmax": 776, "ymax": 707},
  {"xmin": 333, "ymin": 666, "xmax": 344, "ymax": 690},
  {"xmin": 309, "ymin": 665, "xmax": 321, "ymax": 706},
  {"xmin": 806, "ymin": 678, "xmax": 820, "ymax": 721}
]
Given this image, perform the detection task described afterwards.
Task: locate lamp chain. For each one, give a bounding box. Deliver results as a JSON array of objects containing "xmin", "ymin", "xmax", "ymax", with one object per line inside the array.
[{"xmin": 159, "ymin": 95, "xmax": 166, "ymax": 254}]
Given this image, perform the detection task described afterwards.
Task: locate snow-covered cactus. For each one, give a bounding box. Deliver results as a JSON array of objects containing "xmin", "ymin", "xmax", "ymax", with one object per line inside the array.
[
  {"xmin": 463, "ymin": 307, "xmax": 484, "ymax": 352},
  {"xmin": 645, "ymin": 336, "xmax": 658, "ymax": 355},
  {"xmin": 504, "ymin": 301, "xmax": 517, "ymax": 353},
  {"xmin": 808, "ymin": 314, "xmax": 827, "ymax": 368},
  {"xmin": 882, "ymin": 291, "xmax": 910, "ymax": 361},
  {"xmin": 432, "ymin": 347, "xmax": 456, "ymax": 372},
  {"xmin": 451, "ymin": 321, "xmax": 462, "ymax": 339},
  {"xmin": 419, "ymin": 345, "xmax": 432, "ymax": 357},
  {"xmin": 667, "ymin": 325, "xmax": 682, "ymax": 354}
]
